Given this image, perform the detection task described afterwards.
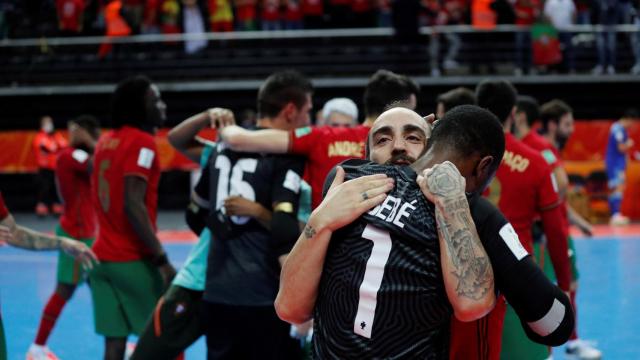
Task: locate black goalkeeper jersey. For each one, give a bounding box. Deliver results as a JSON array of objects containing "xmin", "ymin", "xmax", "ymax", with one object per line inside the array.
[
  {"xmin": 200, "ymin": 141, "xmax": 305, "ymax": 306},
  {"xmin": 313, "ymin": 159, "xmax": 451, "ymax": 360}
]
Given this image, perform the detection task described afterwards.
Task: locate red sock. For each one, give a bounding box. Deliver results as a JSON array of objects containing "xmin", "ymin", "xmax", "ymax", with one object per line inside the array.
[
  {"xmin": 570, "ymin": 289, "xmax": 578, "ymax": 340},
  {"xmin": 35, "ymin": 292, "xmax": 67, "ymax": 345}
]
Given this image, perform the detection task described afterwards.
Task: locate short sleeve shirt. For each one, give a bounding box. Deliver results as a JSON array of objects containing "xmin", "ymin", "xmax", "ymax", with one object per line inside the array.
[
  {"xmin": 91, "ymin": 126, "xmax": 161, "ymax": 261},
  {"xmin": 288, "ymin": 125, "xmax": 370, "ymax": 209}
]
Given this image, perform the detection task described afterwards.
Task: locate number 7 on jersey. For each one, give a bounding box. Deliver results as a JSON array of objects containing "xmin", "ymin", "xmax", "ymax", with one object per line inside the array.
[{"xmin": 354, "ymin": 224, "xmax": 392, "ymax": 339}]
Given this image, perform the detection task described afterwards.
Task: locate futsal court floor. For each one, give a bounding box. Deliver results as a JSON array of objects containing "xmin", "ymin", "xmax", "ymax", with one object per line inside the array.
[{"xmin": 2, "ymin": 212, "xmax": 639, "ymax": 359}]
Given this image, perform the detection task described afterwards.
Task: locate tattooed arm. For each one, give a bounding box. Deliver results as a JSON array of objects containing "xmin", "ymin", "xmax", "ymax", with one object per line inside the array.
[
  {"xmin": 418, "ymin": 161, "xmax": 495, "ymax": 322},
  {"xmin": 0, "ymin": 214, "xmax": 98, "ymax": 269},
  {"xmin": 276, "ymin": 167, "xmax": 392, "ymax": 324}
]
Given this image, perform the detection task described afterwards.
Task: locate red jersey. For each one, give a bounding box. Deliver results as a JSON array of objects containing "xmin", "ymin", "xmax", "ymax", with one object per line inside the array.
[
  {"xmin": 91, "ymin": 126, "xmax": 161, "ymax": 262},
  {"xmin": 0, "ymin": 192, "xmax": 9, "ymax": 221},
  {"xmin": 301, "ymin": 0, "xmax": 323, "ymax": 15},
  {"xmin": 56, "ymin": 147, "xmax": 96, "ymax": 239},
  {"xmin": 288, "ymin": 125, "xmax": 370, "ymax": 208},
  {"xmin": 521, "ymin": 130, "xmax": 561, "ymax": 169},
  {"xmin": 487, "ymin": 133, "xmax": 560, "ymax": 252},
  {"xmin": 449, "ymin": 295, "xmax": 507, "ymax": 360}
]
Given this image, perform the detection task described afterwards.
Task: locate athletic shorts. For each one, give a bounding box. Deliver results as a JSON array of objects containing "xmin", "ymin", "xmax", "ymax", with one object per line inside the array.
[
  {"xmin": 500, "ymin": 303, "xmax": 549, "ymax": 360},
  {"xmin": 202, "ymin": 302, "xmax": 302, "ymax": 360},
  {"xmin": 89, "ymin": 260, "xmax": 163, "ymax": 337},
  {"xmin": 449, "ymin": 295, "xmax": 507, "ymax": 360},
  {"xmin": 131, "ymin": 285, "xmax": 204, "ymax": 360},
  {"xmin": 55, "ymin": 225, "xmax": 94, "ymax": 285}
]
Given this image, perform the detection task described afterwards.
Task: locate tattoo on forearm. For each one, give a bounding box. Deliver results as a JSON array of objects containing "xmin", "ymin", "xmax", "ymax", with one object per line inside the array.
[
  {"xmin": 303, "ymin": 225, "xmax": 316, "ymax": 239},
  {"xmin": 15, "ymin": 226, "xmax": 60, "ymax": 250},
  {"xmin": 437, "ymin": 195, "xmax": 493, "ymax": 301}
]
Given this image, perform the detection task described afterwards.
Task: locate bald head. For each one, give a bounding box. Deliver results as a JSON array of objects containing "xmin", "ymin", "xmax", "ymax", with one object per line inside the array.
[{"xmin": 368, "ymin": 107, "xmax": 430, "ymax": 166}]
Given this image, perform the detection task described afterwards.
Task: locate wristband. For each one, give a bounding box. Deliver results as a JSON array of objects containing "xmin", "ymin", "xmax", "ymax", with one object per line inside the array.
[{"xmin": 151, "ymin": 252, "xmax": 169, "ymax": 267}]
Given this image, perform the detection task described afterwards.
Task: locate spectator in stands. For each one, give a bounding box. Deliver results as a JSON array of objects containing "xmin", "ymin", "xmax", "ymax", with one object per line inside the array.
[
  {"xmin": 301, "ymin": 0, "xmax": 324, "ymax": 28},
  {"xmin": 435, "ymin": 87, "xmax": 476, "ymax": 119},
  {"xmin": 544, "ymin": 0, "xmax": 576, "ymax": 73},
  {"xmin": 56, "ymin": 0, "xmax": 85, "ymax": 36},
  {"xmin": 575, "ymin": 0, "xmax": 592, "ymax": 24},
  {"xmin": 141, "ymin": 0, "xmax": 161, "ymax": 34},
  {"xmin": 159, "ymin": 0, "xmax": 181, "ymax": 34},
  {"xmin": 235, "ymin": 0, "xmax": 257, "ymax": 30},
  {"xmin": 183, "ymin": 0, "xmax": 208, "ymax": 53},
  {"xmin": 123, "ymin": 0, "xmax": 145, "ymax": 32},
  {"xmin": 514, "ymin": 0, "xmax": 541, "ymax": 75},
  {"xmin": 261, "ymin": 0, "xmax": 281, "ymax": 30},
  {"xmin": 470, "ymin": 0, "xmax": 499, "ymax": 73},
  {"xmin": 209, "ymin": 0, "xmax": 234, "ymax": 31},
  {"xmin": 284, "ymin": 0, "xmax": 303, "ymax": 29},
  {"xmin": 605, "ymin": 108, "xmax": 638, "ymax": 225},
  {"xmin": 319, "ymin": 97, "xmax": 359, "ymax": 126},
  {"xmin": 592, "ymin": 0, "xmax": 625, "ymax": 75},
  {"xmin": 98, "ymin": 0, "xmax": 133, "ymax": 59},
  {"xmin": 33, "ymin": 116, "xmax": 67, "ymax": 217}
]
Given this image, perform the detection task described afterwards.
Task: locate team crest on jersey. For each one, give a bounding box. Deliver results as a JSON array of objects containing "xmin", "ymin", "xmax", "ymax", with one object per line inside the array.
[
  {"xmin": 295, "ymin": 127, "xmax": 312, "ymax": 138},
  {"xmin": 541, "ymin": 150, "xmax": 557, "ymax": 166}
]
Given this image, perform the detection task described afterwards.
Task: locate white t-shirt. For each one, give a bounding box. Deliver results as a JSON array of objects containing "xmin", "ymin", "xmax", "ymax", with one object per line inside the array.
[{"xmin": 544, "ymin": 0, "xmax": 576, "ymax": 30}]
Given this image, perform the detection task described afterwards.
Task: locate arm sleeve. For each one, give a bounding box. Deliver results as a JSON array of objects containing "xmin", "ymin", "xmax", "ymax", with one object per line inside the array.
[
  {"xmin": 536, "ymin": 166, "xmax": 561, "ymax": 211},
  {"xmin": 288, "ymin": 126, "xmax": 322, "ymax": 156},
  {"xmin": 64, "ymin": 149, "xmax": 91, "ymax": 173},
  {"xmin": 123, "ymin": 135, "xmax": 158, "ymax": 181},
  {"xmin": 471, "ymin": 197, "xmax": 574, "ymax": 346},
  {"xmin": 540, "ymin": 205, "xmax": 571, "ymax": 291},
  {"xmin": 270, "ymin": 157, "xmax": 306, "ymax": 255}
]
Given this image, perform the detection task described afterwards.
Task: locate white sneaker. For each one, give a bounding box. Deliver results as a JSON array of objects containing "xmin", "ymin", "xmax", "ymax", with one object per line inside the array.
[
  {"xmin": 591, "ymin": 65, "xmax": 604, "ymax": 75},
  {"xmin": 632, "ymin": 63, "xmax": 640, "ymax": 75},
  {"xmin": 610, "ymin": 212, "xmax": 630, "ymax": 226},
  {"xmin": 431, "ymin": 68, "xmax": 441, "ymax": 77},
  {"xmin": 26, "ymin": 344, "xmax": 59, "ymax": 360},
  {"xmin": 606, "ymin": 65, "xmax": 615, "ymax": 75},
  {"xmin": 565, "ymin": 339, "xmax": 602, "ymax": 359}
]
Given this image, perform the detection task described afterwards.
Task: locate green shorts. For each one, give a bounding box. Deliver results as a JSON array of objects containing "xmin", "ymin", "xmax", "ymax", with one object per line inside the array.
[
  {"xmin": 89, "ymin": 260, "xmax": 163, "ymax": 337},
  {"xmin": 55, "ymin": 225, "xmax": 94, "ymax": 285},
  {"xmin": 131, "ymin": 285, "xmax": 204, "ymax": 360},
  {"xmin": 500, "ymin": 303, "xmax": 549, "ymax": 360}
]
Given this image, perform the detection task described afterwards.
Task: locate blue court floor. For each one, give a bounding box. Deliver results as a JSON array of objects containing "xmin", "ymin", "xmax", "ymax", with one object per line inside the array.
[{"xmin": 2, "ymin": 234, "xmax": 640, "ymax": 359}]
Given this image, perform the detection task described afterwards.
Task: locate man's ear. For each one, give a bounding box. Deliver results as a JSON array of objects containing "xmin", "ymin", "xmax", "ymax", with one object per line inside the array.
[
  {"xmin": 476, "ymin": 155, "xmax": 495, "ymax": 179},
  {"xmin": 281, "ymin": 102, "xmax": 297, "ymax": 123}
]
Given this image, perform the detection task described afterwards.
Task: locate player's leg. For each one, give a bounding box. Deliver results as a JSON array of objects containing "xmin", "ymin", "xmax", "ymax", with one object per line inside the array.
[
  {"xmin": 28, "ymin": 227, "xmax": 94, "ymax": 360},
  {"xmin": 203, "ymin": 302, "xmax": 239, "ymax": 359},
  {"xmin": 246, "ymin": 305, "xmax": 300, "ymax": 360},
  {"xmin": 105, "ymin": 337, "xmax": 127, "ymax": 360},
  {"xmin": 130, "ymin": 285, "xmax": 204, "ymax": 360}
]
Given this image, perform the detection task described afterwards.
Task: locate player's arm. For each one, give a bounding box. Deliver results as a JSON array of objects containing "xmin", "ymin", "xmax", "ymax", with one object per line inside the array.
[
  {"xmin": 418, "ymin": 162, "xmax": 495, "ymax": 322},
  {"xmin": 124, "ymin": 176, "xmax": 176, "ymax": 284},
  {"xmin": 473, "ymin": 199, "xmax": 575, "ymax": 345},
  {"xmin": 224, "ymin": 196, "xmax": 273, "ymax": 230},
  {"xmin": 566, "ymin": 203, "xmax": 593, "ymax": 236},
  {"xmin": 276, "ymin": 167, "xmax": 393, "ymax": 324},
  {"xmin": 0, "ymin": 213, "xmax": 98, "ymax": 268},
  {"xmin": 219, "ymin": 125, "xmax": 290, "ymax": 154},
  {"xmin": 168, "ymin": 108, "xmax": 229, "ymax": 163}
]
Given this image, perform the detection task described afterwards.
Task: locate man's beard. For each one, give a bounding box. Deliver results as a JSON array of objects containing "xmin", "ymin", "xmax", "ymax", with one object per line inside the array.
[
  {"xmin": 556, "ymin": 134, "xmax": 569, "ymax": 150},
  {"xmin": 385, "ymin": 153, "xmax": 416, "ymax": 166}
]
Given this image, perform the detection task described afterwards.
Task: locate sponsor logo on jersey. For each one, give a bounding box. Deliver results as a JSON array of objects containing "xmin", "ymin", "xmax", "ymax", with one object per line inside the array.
[
  {"xmin": 502, "ymin": 150, "xmax": 530, "ymax": 173},
  {"xmin": 72, "ymin": 149, "xmax": 89, "ymax": 163},
  {"xmin": 137, "ymin": 147, "xmax": 155, "ymax": 169},
  {"xmin": 541, "ymin": 149, "xmax": 557, "ymax": 166},
  {"xmin": 328, "ymin": 141, "xmax": 364, "ymax": 158}
]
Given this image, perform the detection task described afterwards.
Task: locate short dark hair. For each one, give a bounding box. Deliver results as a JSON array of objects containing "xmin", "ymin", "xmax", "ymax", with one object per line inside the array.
[
  {"xmin": 516, "ymin": 95, "xmax": 540, "ymax": 127},
  {"xmin": 437, "ymin": 87, "xmax": 476, "ymax": 113},
  {"xmin": 363, "ymin": 70, "xmax": 419, "ymax": 119},
  {"xmin": 72, "ymin": 114, "xmax": 100, "ymax": 139},
  {"xmin": 475, "ymin": 79, "xmax": 517, "ymax": 125},
  {"xmin": 257, "ymin": 70, "xmax": 313, "ymax": 118},
  {"xmin": 540, "ymin": 99, "xmax": 572, "ymax": 131},
  {"xmin": 111, "ymin": 75, "xmax": 153, "ymax": 128},
  {"xmin": 429, "ymin": 105, "xmax": 505, "ymax": 175}
]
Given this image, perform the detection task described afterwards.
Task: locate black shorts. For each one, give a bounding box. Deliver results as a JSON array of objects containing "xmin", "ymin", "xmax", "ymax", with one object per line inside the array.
[
  {"xmin": 131, "ymin": 285, "xmax": 204, "ymax": 360},
  {"xmin": 203, "ymin": 301, "xmax": 302, "ymax": 360}
]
